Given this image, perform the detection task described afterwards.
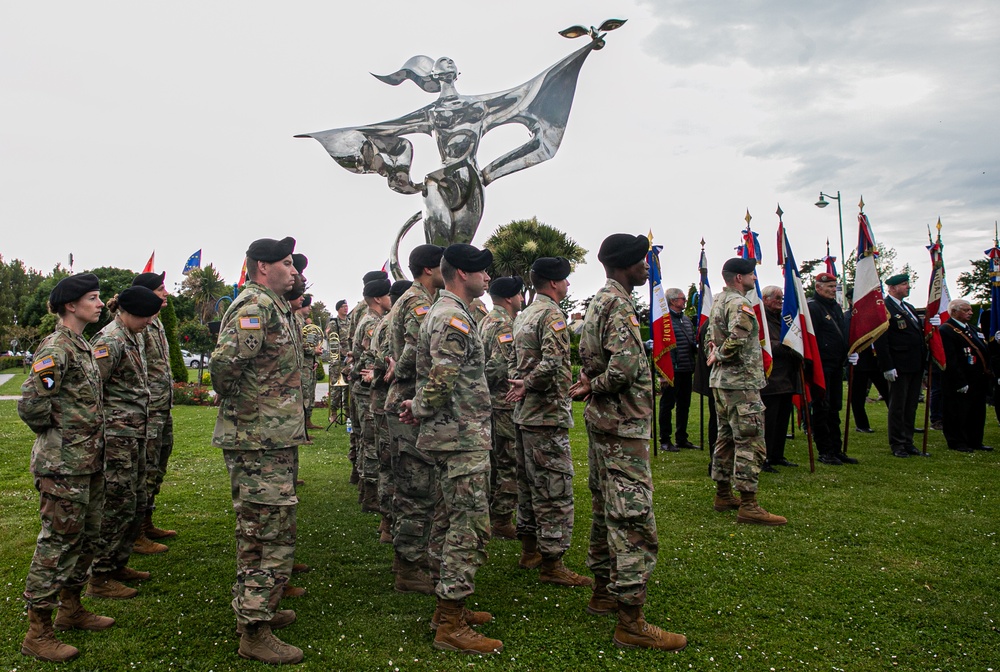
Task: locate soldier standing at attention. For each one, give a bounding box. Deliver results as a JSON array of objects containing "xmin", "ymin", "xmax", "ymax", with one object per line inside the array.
[
  {"xmin": 88, "ymin": 286, "xmax": 165, "ymax": 600},
  {"xmin": 18, "ymin": 274, "xmax": 113, "ymax": 662},
  {"xmin": 571, "ymin": 234, "xmax": 687, "ymax": 652},
  {"xmin": 301, "ymin": 297, "xmax": 325, "ymax": 431},
  {"xmin": 210, "ymin": 237, "xmax": 305, "ymax": 665},
  {"xmin": 401, "ymin": 243, "xmax": 501, "ymax": 655},
  {"xmin": 508, "ymin": 258, "xmax": 592, "ymax": 587},
  {"xmin": 706, "ymin": 257, "xmax": 786, "ymax": 526},
  {"xmin": 326, "ymin": 299, "xmax": 350, "ymax": 413},
  {"xmin": 347, "ymin": 271, "xmax": 388, "ymax": 487},
  {"xmin": 468, "ymin": 296, "xmax": 490, "ymax": 325},
  {"xmin": 478, "ymin": 276, "xmax": 523, "ymax": 540}
]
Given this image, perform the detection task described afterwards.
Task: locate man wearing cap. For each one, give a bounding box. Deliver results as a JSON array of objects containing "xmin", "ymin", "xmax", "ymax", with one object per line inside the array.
[
  {"xmin": 401, "ymin": 243, "xmax": 502, "ymax": 655},
  {"xmin": 571, "ymin": 233, "xmax": 687, "ymax": 652},
  {"xmin": 385, "ymin": 245, "xmax": 444, "ymax": 595},
  {"xmin": 478, "ymin": 277, "xmax": 523, "ymax": 541},
  {"xmin": 210, "ymin": 237, "xmax": 305, "ymax": 665},
  {"xmin": 706, "ymin": 258, "xmax": 786, "ymax": 526},
  {"xmin": 874, "ymin": 273, "xmax": 930, "ymax": 458},
  {"xmin": 760, "ymin": 286, "xmax": 799, "ymax": 470},
  {"xmin": 508, "ymin": 257, "xmax": 591, "ymax": 587},
  {"xmin": 808, "ymin": 273, "xmax": 857, "ymax": 465},
  {"xmin": 326, "ymin": 300, "xmax": 351, "ymax": 414},
  {"xmin": 346, "ymin": 271, "xmax": 388, "ymax": 486},
  {"xmin": 939, "ymin": 299, "xmax": 990, "ymax": 452},
  {"xmin": 300, "ymin": 298, "xmax": 326, "ymax": 431},
  {"xmin": 659, "ymin": 288, "xmax": 699, "ymax": 451}
]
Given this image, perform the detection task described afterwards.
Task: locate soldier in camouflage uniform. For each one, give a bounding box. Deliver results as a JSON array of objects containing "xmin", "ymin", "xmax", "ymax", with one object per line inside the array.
[
  {"xmin": 400, "ymin": 243, "xmax": 502, "ymax": 655},
  {"xmin": 706, "ymin": 258, "xmax": 786, "ymax": 526},
  {"xmin": 477, "ymin": 277, "xmax": 522, "ymax": 540},
  {"xmin": 468, "ymin": 296, "xmax": 490, "ymax": 325},
  {"xmin": 301, "ymin": 297, "xmax": 326, "ymax": 431},
  {"xmin": 88, "ymin": 286, "xmax": 165, "ymax": 600},
  {"xmin": 508, "ymin": 258, "xmax": 592, "ymax": 587},
  {"xmin": 347, "ymin": 271, "xmax": 387, "ymax": 487},
  {"xmin": 18, "ymin": 274, "xmax": 113, "ymax": 663},
  {"xmin": 353, "ymin": 278, "xmax": 392, "ymax": 513},
  {"xmin": 572, "ymin": 234, "xmax": 687, "ymax": 652},
  {"xmin": 326, "ymin": 299, "xmax": 351, "ymax": 414},
  {"xmin": 385, "ymin": 245, "xmax": 443, "ymax": 594},
  {"xmin": 210, "ymin": 237, "xmax": 306, "ymax": 665}
]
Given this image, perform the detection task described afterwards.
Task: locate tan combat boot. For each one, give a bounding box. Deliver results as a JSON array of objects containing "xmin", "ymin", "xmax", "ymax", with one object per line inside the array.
[
  {"xmin": 54, "ymin": 587, "xmax": 115, "ymax": 631},
  {"xmin": 291, "ymin": 563, "xmax": 310, "ymax": 574},
  {"xmin": 132, "ymin": 533, "xmax": 169, "ymax": 555},
  {"xmin": 378, "ymin": 516, "xmax": 393, "ymax": 544},
  {"xmin": 144, "ymin": 511, "xmax": 177, "ymax": 539},
  {"xmin": 21, "ymin": 608, "xmax": 79, "ymax": 662},
  {"xmin": 539, "ymin": 555, "xmax": 594, "ymax": 587},
  {"xmin": 432, "ymin": 599, "xmax": 503, "ymax": 654},
  {"xmin": 109, "ymin": 566, "xmax": 150, "ymax": 582},
  {"xmin": 517, "ymin": 535, "xmax": 542, "ymax": 570},
  {"xmin": 236, "ymin": 609, "xmax": 297, "ymax": 635},
  {"xmin": 394, "ymin": 556, "xmax": 434, "ymax": 595},
  {"xmin": 713, "ymin": 481, "xmax": 741, "ymax": 512},
  {"xmin": 586, "ymin": 576, "xmax": 618, "ymax": 615},
  {"xmin": 238, "ymin": 622, "xmax": 304, "ymax": 665},
  {"xmin": 490, "ymin": 512, "xmax": 517, "ymax": 540},
  {"xmin": 613, "ymin": 604, "xmax": 687, "ymax": 652},
  {"xmin": 430, "ymin": 603, "xmax": 493, "ymax": 630},
  {"xmin": 305, "ymin": 410, "xmax": 323, "ymax": 430},
  {"xmin": 736, "ymin": 491, "xmax": 787, "ymax": 526},
  {"xmin": 86, "ymin": 574, "xmax": 138, "ymax": 599}
]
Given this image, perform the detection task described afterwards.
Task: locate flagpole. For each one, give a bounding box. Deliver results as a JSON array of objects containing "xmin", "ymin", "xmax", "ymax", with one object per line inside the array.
[
  {"xmin": 650, "ymin": 258, "xmax": 658, "ymax": 459},
  {"xmin": 922, "ymin": 363, "xmax": 932, "ymax": 455},
  {"xmin": 842, "ymin": 366, "xmax": 854, "ymax": 455},
  {"xmin": 799, "ymin": 367, "xmax": 816, "ymax": 473},
  {"xmin": 698, "ymin": 239, "xmax": 706, "ymax": 453}
]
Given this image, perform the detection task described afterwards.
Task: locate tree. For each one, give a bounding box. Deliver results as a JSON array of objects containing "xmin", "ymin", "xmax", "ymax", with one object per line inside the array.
[
  {"xmin": 85, "ymin": 266, "xmax": 140, "ymax": 339},
  {"xmin": 180, "ymin": 264, "xmax": 231, "ymax": 323},
  {"xmin": 956, "ymin": 258, "xmax": 990, "ymax": 304},
  {"xmin": 483, "ymin": 217, "xmax": 587, "ymax": 304},
  {"xmin": 0, "ymin": 255, "xmax": 45, "ymax": 346},
  {"xmin": 160, "ymin": 296, "xmax": 189, "ymax": 383},
  {"xmin": 18, "ymin": 264, "xmax": 70, "ymax": 331}
]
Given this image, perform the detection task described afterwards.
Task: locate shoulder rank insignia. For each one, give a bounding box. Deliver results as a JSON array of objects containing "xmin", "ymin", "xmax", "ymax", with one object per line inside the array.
[
  {"xmin": 498, "ymin": 332, "xmax": 514, "ymax": 344},
  {"xmin": 33, "ymin": 356, "xmax": 55, "ymax": 371},
  {"xmin": 629, "ymin": 315, "xmax": 640, "ymax": 327},
  {"xmin": 239, "ymin": 317, "xmax": 261, "ymax": 330},
  {"xmin": 93, "ymin": 347, "xmax": 110, "ymax": 359},
  {"xmin": 414, "ymin": 305, "xmax": 430, "ymax": 317},
  {"xmin": 448, "ymin": 316, "xmax": 471, "ymax": 334},
  {"xmin": 551, "ymin": 320, "xmax": 567, "ymax": 332}
]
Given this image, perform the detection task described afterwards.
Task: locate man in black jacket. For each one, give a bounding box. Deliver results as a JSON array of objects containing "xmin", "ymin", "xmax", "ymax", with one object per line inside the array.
[
  {"xmin": 659, "ymin": 288, "xmax": 699, "ymax": 451},
  {"xmin": 940, "ymin": 299, "xmax": 991, "ymax": 452},
  {"xmin": 760, "ymin": 286, "xmax": 798, "ymax": 470}
]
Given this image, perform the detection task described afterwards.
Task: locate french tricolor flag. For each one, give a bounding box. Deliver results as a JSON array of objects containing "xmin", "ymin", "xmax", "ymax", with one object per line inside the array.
[
  {"xmin": 848, "ymin": 209, "xmax": 889, "ymax": 354},
  {"xmin": 778, "ymin": 222, "xmax": 825, "ymax": 397},
  {"xmin": 697, "ymin": 248, "xmax": 713, "ymax": 329}
]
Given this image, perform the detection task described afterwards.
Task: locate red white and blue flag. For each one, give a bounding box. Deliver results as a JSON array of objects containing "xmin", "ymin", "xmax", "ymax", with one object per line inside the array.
[
  {"xmin": 647, "ymin": 242, "xmax": 676, "ymax": 383},
  {"xmin": 924, "ymin": 221, "xmax": 951, "ymax": 369},
  {"xmin": 848, "ymin": 207, "xmax": 889, "ymax": 354},
  {"xmin": 987, "ymin": 229, "xmax": 1000, "ymax": 343},
  {"xmin": 739, "ymin": 215, "xmax": 772, "ymax": 376},
  {"xmin": 778, "ymin": 219, "xmax": 826, "ymax": 396},
  {"xmin": 823, "ymin": 239, "xmax": 838, "ymax": 278},
  {"xmin": 697, "ymin": 247, "xmax": 713, "ymax": 329}
]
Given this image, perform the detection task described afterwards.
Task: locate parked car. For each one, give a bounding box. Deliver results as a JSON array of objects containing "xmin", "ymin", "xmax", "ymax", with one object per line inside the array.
[{"xmin": 181, "ymin": 350, "xmax": 210, "ymax": 368}]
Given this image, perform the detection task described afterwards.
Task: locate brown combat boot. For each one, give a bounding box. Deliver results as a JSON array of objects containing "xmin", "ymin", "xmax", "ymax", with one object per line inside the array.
[
  {"xmin": 432, "ymin": 599, "xmax": 503, "ymax": 654},
  {"xmin": 539, "ymin": 555, "xmax": 594, "ymax": 587},
  {"xmin": 736, "ymin": 491, "xmax": 787, "ymax": 526},
  {"xmin": 394, "ymin": 556, "xmax": 434, "ymax": 595},
  {"xmin": 292, "ymin": 563, "xmax": 310, "ymax": 574},
  {"xmin": 586, "ymin": 576, "xmax": 618, "ymax": 615},
  {"xmin": 54, "ymin": 588, "xmax": 115, "ymax": 631},
  {"xmin": 305, "ymin": 411, "xmax": 323, "ymax": 430},
  {"xmin": 86, "ymin": 574, "xmax": 138, "ymax": 600},
  {"xmin": 236, "ymin": 609, "xmax": 297, "ymax": 635},
  {"xmin": 282, "ymin": 584, "xmax": 307, "ymax": 598},
  {"xmin": 613, "ymin": 604, "xmax": 687, "ymax": 652},
  {"xmin": 132, "ymin": 533, "xmax": 169, "ymax": 555},
  {"xmin": 238, "ymin": 622, "xmax": 304, "ymax": 665},
  {"xmin": 109, "ymin": 566, "xmax": 150, "ymax": 582},
  {"xmin": 378, "ymin": 516, "xmax": 393, "ymax": 544},
  {"xmin": 490, "ymin": 512, "xmax": 517, "ymax": 540},
  {"xmin": 430, "ymin": 603, "xmax": 493, "ymax": 630},
  {"xmin": 359, "ymin": 481, "xmax": 380, "ymax": 513},
  {"xmin": 144, "ymin": 511, "xmax": 177, "ymax": 539},
  {"xmin": 22, "ymin": 608, "xmax": 79, "ymax": 662},
  {"xmin": 713, "ymin": 481, "xmax": 741, "ymax": 512},
  {"xmin": 518, "ymin": 535, "xmax": 542, "ymax": 570}
]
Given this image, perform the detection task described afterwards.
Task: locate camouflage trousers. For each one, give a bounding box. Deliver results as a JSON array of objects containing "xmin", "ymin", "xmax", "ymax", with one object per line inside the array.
[
  {"xmin": 515, "ymin": 425, "xmax": 575, "ymax": 557},
  {"xmin": 489, "ymin": 410, "xmax": 517, "ymax": 517},
  {"xmin": 302, "ymin": 359, "xmax": 316, "ymax": 413},
  {"xmin": 145, "ymin": 411, "xmax": 174, "ymax": 512},
  {"xmin": 387, "ymin": 415, "xmax": 437, "ymax": 565},
  {"xmin": 356, "ymin": 392, "xmax": 378, "ymax": 487},
  {"xmin": 224, "ymin": 447, "xmax": 298, "ymax": 626},
  {"xmin": 348, "ymin": 388, "xmax": 360, "ymax": 482},
  {"xmin": 24, "ymin": 471, "xmax": 105, "ymax": 609},
  {"xmin": 429, "ymin": 449, "xmax": 491, "ymax": 601},
  {"xmin": 93, "ymin": 435, "xmax": 148, "ymax": 574},
  {"xmin": 712, "ymin": 388, "xmax": 766, "ymax": 493},
  {"xmin": 328, "ymin": 364, "xmax": 345, "ymax": 415},
  {"xmin": 586, "ymin": 429, "xmax": 658, "ymax": 607},
  {"xmin": 374, "ymin": 412, "xmax": 394, "ymax": 520}
]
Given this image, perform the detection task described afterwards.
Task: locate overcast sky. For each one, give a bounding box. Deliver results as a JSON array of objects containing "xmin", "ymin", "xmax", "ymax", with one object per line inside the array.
[{"xmin": 2, "ymin": 0, "xmax": 998, "ymax": 310}]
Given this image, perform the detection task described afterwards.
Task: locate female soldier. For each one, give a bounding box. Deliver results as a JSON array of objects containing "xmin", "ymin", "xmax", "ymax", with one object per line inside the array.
[{"xmin": 18, "ymin": 273, "xmax": 112, "ymax": 662}]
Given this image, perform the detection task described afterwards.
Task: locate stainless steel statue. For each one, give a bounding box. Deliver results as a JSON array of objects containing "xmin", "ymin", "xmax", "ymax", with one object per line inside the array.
[{"xmin": 296, "ymin": 20, "xmax": 624, "ymax": 278}]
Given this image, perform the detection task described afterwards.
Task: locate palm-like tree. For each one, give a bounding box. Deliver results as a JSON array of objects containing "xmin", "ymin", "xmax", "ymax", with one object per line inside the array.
[
  {"xmin": 181, "ymin": 264, "xmax": 231, "ymax": 322},
  {"xmin": 483, "ymin": 217, "xmax": 587, "ymax": 304}
]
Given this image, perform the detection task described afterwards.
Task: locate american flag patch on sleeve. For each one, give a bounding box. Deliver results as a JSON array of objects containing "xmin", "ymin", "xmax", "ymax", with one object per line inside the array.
[
  {"xmin": 414, "ymin": 305, "xmax": 430, "ymax": 317},
  {"xmin": 551, "ymin": 320, "xmax": 567, "ymax": 332},
  {"xmin": 239, "ymin": 317, "xmax": 261, "ymax": 330},
  {"xmin": 448, "ymin": 317, "xmax": 471, "ymax": 334},
  {"xmin": 93, "ymin": 347, "xmax": 109, "ymax": 359},
  {"xmin": 498, "ymin": 332, "xmax": 513, "ymax": 344},
  {"xmin": 33, "ymin": 356, "xmax": 55, "ymax": 371}
]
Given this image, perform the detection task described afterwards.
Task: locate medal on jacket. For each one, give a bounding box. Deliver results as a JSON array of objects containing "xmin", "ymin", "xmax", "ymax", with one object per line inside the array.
[
  {"xmin": 896, "ymin": 317, "xmax": 906, "ymax": 330},
  {"xmin": 965, "ymin": 346, "xmax": 974, "ymax": 365}
]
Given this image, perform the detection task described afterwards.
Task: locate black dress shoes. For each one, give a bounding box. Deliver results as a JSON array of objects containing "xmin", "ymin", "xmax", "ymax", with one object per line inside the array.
[
  {"xmin": 761, "ymin": 463, "xmax": 779, "ymax": 473},
  {"xmin": 949, "ymin": 445, "xmax": 974, "ymax": 453},
  {"xmin": 661, "ymin": 442, "xmax": 679, "ymax": 453},
  {"xmin": 905, "ymin": 446, "xmax": 921, "ymax": 455},
  {"xmin": 818, "ymin": 453, "xmax": 843, "ymax": 465},
  {"xmin": 774, "ymin": 458, "xmax": 798, "ymax": 467},
  {"xmin": 837, "ymin": 453, "xmax": 859, "ymax": 464},
  {"xmin": 892, "ymin": 449, "xmax": 910, "ymax": 458},
  {"xmin": 855, "ymin": 427, "xmax": 875, "ymax": 434},
  {"xmin": 676, "ymin": 440, "xmax": 701, "ymax": 449},
  {"xmin": 977, "ymin": 445, "xmax": 994, "ymax": 451}
]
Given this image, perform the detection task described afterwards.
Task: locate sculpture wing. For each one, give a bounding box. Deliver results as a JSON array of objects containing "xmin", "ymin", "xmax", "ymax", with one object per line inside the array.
[
  {"xmin": 295, "ymin": 106, "xmax": 435, "ymax": 195},
  {"xmin": 477, "ymin": 41, "xmax": 597, "ymax": 185}
]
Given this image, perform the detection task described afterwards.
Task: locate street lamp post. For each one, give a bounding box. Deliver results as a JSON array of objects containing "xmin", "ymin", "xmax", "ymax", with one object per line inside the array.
[{"xmin": 815, "ymin": 190, "xmax": 847, "ymax": 309}]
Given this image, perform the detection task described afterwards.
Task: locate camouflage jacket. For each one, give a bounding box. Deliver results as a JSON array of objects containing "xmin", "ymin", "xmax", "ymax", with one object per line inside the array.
[
  {"xmin": 385, "ymin": 281, "xmax": 435, "ymax": 414},
  {"xmin": 210, "ymin": 281, "xmax": 306, "ymax": 450},
  {"xmin": 18, "ymin": 325, "xmax": 105, "ymax": 475},
  {"xmin": 411, "ymin": 290, "xmax": 491, "ymax": 452},
  {"xmin": 478, "ymin": 306, "xmax": 516, "ymax": 411},
  {"xmin": 93, "ymin": 314, "xmax": 151, "ymax": 438},
  {"xmin": 347, "ymin": 300, "xmax": 367, "ymax": 353},
  {"xmin": 369, "ymin": 315, "xmax": 392, "ymax": 415},
  {"xmin": 144, "ymin": 316, "xmax": 173, "ymax": 413},
  {"xmin": 352, "ymin": 310, "xmax": 381, "ymax": 397},
  {"xmin": 578, "ymin": 279, "xmax": 653, "ymax": 439},
  {"xmin": 512, "ymin": 294, "xmax": 573, "ymax": 428},
  {"xmin": 326, "ymin": 317, "xmax": 351, "ymax": 366},
  {"xmin": 468, "ymin": 297, "xmax": 490, "ymax": 325},
  {"xmin": 708, "ymin": 286, "xmax": 766, "ymax": 391}
]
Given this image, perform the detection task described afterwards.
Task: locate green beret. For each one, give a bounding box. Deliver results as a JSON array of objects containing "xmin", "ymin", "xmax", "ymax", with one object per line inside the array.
[
  {"xmin": 885, "ymin": 273, "xmax": 909, "ymax": 286},
  {"xmin": 598, "ymin": 234, "xmax": 648, "ymax": 269}
]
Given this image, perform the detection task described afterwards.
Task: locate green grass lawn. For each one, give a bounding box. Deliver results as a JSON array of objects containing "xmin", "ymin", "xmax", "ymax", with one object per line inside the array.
[{"xmin": 0, "ymin": 391, "xmax": 997, "ymax": 671}]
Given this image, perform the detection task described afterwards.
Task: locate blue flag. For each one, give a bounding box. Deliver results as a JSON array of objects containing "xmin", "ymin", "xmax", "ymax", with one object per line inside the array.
[
  {"xmin": 183, "ymin": 249, "xmax": 202, "ymax": 275},
  {"xmin": 987, "ymin": 242, "xmax": 1000, "ymax": 342}
]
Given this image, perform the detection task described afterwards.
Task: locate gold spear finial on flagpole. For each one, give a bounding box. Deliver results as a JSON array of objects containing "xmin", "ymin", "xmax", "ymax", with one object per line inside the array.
[
  {"xmin": 936, "ymin": 216, "xmax": 943, "ymax": 244},
  {"xmin": 700, "ymin": 237, "xmax": 705, "ymax": 248},
  {"xmin": 858, "ymin": 195, "xmax": 865, "ymax": 212},
  {"xmin": 775, "ymin": 203, "xmax": 783, "ymax": 219},
  {"xmin": 745, "ymin": 209, "xmax": 752, "ymax": 226}
]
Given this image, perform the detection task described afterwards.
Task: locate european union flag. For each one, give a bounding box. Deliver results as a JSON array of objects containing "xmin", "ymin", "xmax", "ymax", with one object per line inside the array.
[{"xmin": 182, "ymin": 250, "xmax": 202, "ymax": 275}]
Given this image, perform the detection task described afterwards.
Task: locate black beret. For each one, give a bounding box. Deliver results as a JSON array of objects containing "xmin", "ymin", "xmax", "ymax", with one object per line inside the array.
[
  {"xmin": 246, "ymin": 236, "xmax": 295, "ymax": 262},
  {"xmin": 292, "ymin": 253, "xmax": 308, "ymax": 274},
  {"xmin": 409, "ymin": 244, "xmax": 445, "ymax": 269},
  {"xmin": 49, "ymin": 273, "xmax": 101, "ymax": 306},
  {"xmin": 489, "ymin": 276, "xmax": 524, "ymax": 298},
  {"xmin": 301, "ymin": 294, "xmax": 313, "ymax": 308},
  {"xmin": 363, "ymin": 270, "xmax": 389, "ymax": 284},
  {"xmin": 885, "ymin": 273, "xmax": 909, "ymax": 286},
  {"xmin": 117, "ymin": 286, "xmax": 163, "ymax": 317},
  {"xmin": 363, "ymin": 278, "xmax": 391, "ymax": 298},
  {"xmin": 598, "ymin": 234, "xmax": 649, "ymax": 269},
  {"xmin": 721, "ymin": 257, "xmax": 757, "ymax": 275},
  {"xmin": 531, "ymin": 257, "xmax": 571, "ymax": 281},
  {"xmin": 285, "ymin": 286, "xmax": 304, "ymax": 301},
  {"xmin": 335, "ymin": 299, "xmax": 348, "ymax": 310},
  {"xmin": 132, "ymin": 271, "xmax": 165, "ymax": 291},
  {"xmin": 390, "ymin": 280, "xmax": 413, "ymax": 299},
  {"xmin": 443, "ymin": 243, "xmax": 493, "ymax": 272}
]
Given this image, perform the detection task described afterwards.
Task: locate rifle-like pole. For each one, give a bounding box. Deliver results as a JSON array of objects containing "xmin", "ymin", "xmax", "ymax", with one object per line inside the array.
[
  {"xmin": 800, "ymin": 367, "xmax": 816, "ymax": 472},
  {"xmin": 650, "ymin": 246, "xmax": 658, "ymax": 458},
  {"xmin": 842, "ymin": 365, "xmax": 854, "ymax": 455}
]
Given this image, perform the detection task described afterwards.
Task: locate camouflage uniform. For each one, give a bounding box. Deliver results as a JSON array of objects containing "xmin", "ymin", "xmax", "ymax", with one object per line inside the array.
[
  {"xmin": 301, "ymin": 321, "xmax": 325, "ymax": 418},
  {"xmin": 18, "ymin": 326, "xmax": 106, "ymax": 610},
  {"xmin": 346, "ymin": 300, "xmax": 368, "ymax": 482},
  {"xmin": 210, "ymin": 281, "xmax": 305, "ymax": 627},
  {"xmin": 91, "ymin": 315, "xmax": 151, "ymax": 575},
  {"xmin": 411, "ymin": 290, "xmax": 492, "ymax": 601},
  {"xmin": 353, "ymin": 310, "xmax": 382, "ymax": 506},
  {"xmin": 385, "ymin": 282, "xmax": 437, "ymax": 564},
  {"xmin": 369, "ymin": 315, "xmax": 394, "ymax": 518},
  {"xmin": 512, "ymin": 295, "xmax": 575, "ymax": 557},
  {"xmin": 468, "ymin": 297, "xmax": 490, "ymax": 326},
  {"xmin": 143, "ymin": 316, "xmax": 173, "ymax": 515},
  {"xmin": 326, "ymin": 316, "xmax": 350, "ymax": 411},
  {"xmin": 478, "ymin": 306, "xmax": 517, "ymax": 520},
  {"xmin": 578, "ymin": 279, "xmax": 658, "ymax": 606},
  {"xmin": 707, "ymin": 287, "xmax": 767, "ymax": 493}
]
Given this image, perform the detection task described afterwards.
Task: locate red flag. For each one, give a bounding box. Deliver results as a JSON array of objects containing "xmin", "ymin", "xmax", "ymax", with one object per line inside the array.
[
  {"xmin": 848, "ymin": 209, "xmax": 889, "ymax": 354},
  {"xmin": 739, "ymin": 217, "xmax": 772, "ymax": 376},
  {"xmin": 924, "ymin": 221, "xmax": 950, "ymax": 369},
  {"xmin": 778, "ymin": 220, "xmax": 826, "ymax": 398},
  {"xmin": 237, "ymin": 259, "xmax": 248, "ymax": 288},
  {"xmin": 141, "ymin": 251, "xmax": 155, "ymax": 273},
  {"xmin": 647, "ymin": 243, "xmax": 676, "ymax": 383}
]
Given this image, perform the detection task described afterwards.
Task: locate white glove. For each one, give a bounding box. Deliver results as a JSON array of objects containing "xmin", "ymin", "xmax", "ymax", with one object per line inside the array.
[
  {"xmin": 929, "ymin": 315, "xmax": 941, "ymax": 327},
  {"xmin": 958, "ymin": 385, "xmax": 969, "ymax": 394},
  {"xmin": 884, "ymin": 368, "xmax": 898, "ymax": 382},
  {"xmin": 848, "ymin": 353, "xmax": 860, "ymax": 365}
]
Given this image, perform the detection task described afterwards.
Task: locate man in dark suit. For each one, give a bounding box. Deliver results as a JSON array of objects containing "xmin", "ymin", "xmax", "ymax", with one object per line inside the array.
[
  {"xmin": 940, "ymin": 299, "xmax": 991, "ymax": 452},
  {"xmin": 874, "ymin": 273, "xmax": 931, "ymax": 458},
  {"xmin": 760, "ymin": 286, "xmax": 799, "ymax": 470}
]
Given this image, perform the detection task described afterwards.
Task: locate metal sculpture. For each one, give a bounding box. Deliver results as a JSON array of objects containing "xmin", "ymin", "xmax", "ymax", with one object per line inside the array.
[{"xmin": 296, "ymin": 19, "xmax": 625, "ymax": 278}]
